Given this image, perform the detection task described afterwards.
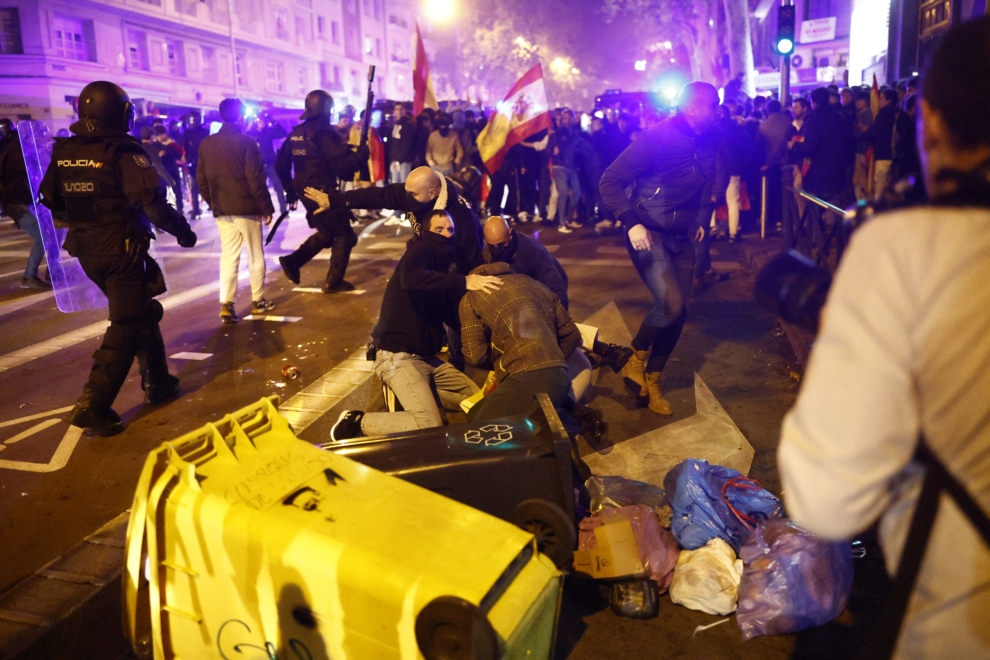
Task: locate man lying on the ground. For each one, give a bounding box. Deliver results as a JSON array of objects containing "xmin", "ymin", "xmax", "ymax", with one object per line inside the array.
[
  {"xmin": 304, "ymin": 165, "xmax": 483, "ymax": 274},
  {"xmin": 459, "ymin": 261, "xmax": 581, "ymax": 421},
  {"xmin": 330, "ymin": 210, "xmax": 502, "ymax": 441}
]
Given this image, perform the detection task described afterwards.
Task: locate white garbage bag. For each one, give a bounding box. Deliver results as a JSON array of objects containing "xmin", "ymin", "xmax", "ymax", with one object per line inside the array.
[{"xmin": 669, "ymin": 537, "xmax": 744, "ymax": 616}]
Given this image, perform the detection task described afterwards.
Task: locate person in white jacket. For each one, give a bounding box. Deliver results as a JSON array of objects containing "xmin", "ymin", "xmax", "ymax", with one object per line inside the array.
[{"xmin": 778, "ymin": 17, "xmax": 990, "ymax": 659}]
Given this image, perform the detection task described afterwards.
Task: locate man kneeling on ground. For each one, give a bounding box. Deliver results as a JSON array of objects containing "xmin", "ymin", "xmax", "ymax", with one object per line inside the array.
[
  {"xmin": 459, "ymin": 261, "xmax": 582, "ymax": 421},
  {"xmin": 331, "ymin": 210, "xmax": 503, "ymax": 440}
]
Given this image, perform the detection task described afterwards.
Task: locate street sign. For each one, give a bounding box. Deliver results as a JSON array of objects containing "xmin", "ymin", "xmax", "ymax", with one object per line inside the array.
[{"xmin": 801, "ymin": 17, "xmax": 837, "ymax": 44}]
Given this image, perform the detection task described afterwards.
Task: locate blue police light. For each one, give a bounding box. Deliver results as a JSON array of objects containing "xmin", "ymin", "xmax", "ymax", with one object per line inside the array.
[{"xmin": 777, "ymin": 37, "xmax": 794, "ymax": 55}]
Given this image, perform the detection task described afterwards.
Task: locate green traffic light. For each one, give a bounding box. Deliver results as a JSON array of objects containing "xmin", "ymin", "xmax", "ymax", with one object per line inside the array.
[{"xmin": 777, "ymin": 38, "xmax": 794, "ymax": 55}]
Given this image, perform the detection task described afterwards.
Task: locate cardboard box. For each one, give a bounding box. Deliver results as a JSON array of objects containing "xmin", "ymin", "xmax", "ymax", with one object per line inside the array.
[{"xmin": 573, "ymin": 515, "xmax": 647, "ymax": 580}]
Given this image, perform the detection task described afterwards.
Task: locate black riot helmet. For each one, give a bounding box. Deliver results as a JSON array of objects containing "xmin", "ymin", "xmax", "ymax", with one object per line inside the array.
[
  {"xmin": 74, "ymin": 81, "xmax": 135, "ymax": 133},
  {"xmin": 300, "ymin": 90, "xmax": 334, "ymax": 120},
  {"xmin": 0, "ymin": 118, "xmax": 13, "ymax": 138}
]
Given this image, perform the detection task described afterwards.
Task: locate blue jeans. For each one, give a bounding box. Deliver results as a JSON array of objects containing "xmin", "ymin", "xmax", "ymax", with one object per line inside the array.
[
  {"xmin": 362, "ymin": 350, "xmax": 478, "ymax": 436},
  {"xmin": 390, "ymin": 160, "xmax": 413, "ymax": 184},
  {"xmin": 552, "ymin": 166, "xmax": 581, "ymax": 227},
  {"xmin": 18, "ymin": 208, "xmax": 46, "ymax": 279},
  {"xmin": 627, "ymin": 229, "xmax": 696, "ymax": 374}
]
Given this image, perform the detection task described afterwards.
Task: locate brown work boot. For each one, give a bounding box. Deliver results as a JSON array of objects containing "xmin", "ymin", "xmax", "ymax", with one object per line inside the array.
[
  {"xmin": 644, "ymin": 372, "xmax": 673, "ymax": 415},
  {"xmin": 621, "ymin": 349, "xmax": 649, "ymax": 397}
]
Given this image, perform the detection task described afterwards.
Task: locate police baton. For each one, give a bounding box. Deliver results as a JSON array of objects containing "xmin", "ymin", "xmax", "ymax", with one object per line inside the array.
[
  {"xmin": 360, "ymin": 66, "xmax": 376, "ymax": 147},
  {"xmin": 264, "ymin": 210, "xmax": 291, "ymax": 246}
]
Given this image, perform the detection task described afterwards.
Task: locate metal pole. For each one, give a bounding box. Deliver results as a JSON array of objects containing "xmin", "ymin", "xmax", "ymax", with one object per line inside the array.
[
  {"xmin": 779, "ymin": 0, "xmax": 792, "ymax": 104},
  {"xmin": 761, "ymin": 173, "xmax": 767, "ymax": 238},
  {"xmin": 227, "ymin": 0, "xmax": 239, "ymax": 97}
]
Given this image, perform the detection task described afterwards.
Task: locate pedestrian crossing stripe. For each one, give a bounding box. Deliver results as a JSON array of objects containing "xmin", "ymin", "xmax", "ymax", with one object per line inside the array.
[{"xmin": 292, "ymin": 288, "xmax": 365, "ymax": 294}]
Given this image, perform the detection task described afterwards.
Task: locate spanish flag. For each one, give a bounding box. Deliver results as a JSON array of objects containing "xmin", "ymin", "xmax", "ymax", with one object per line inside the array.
[
  {"xmin": 413, "ymin": 22, "xmax": 439, "ymax": 116},
  {"xmin": 476, "ymin": 64, "xmax": 552, "ymax": 175}
]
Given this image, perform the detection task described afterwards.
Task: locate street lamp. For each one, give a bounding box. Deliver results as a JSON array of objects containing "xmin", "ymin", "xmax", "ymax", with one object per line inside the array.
[
  {"xmin": 422, "ymin": 0, "xmax": 456, "ymax": 24},
  {"xmin": 634, "ymin": 60, "xmax": 646, "ymax": 71}
]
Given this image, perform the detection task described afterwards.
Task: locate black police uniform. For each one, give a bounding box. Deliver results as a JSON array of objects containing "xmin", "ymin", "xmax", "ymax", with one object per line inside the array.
[
  {"xmin": 274, "ymin": 113, "xmax": 366, "ymax": 291},
  {"xmin": 40, "ymin": 107, "xmax": 196, "ymax": 434}
]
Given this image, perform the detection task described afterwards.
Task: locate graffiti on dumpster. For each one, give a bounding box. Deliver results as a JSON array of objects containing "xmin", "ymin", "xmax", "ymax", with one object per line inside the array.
[
  {"xmin": 217, "ymin": 618, "xmax": 315, "ymax": 660},
  {"xmin": 463, "ymin": 424, "xmax": 514, "ymax": 447}
]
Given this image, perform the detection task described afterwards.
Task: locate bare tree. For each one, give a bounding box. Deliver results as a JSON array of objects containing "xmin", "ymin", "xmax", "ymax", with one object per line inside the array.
[{"xmin": 722, "ymin": 0, "xmax": 756, "ymax": 96}]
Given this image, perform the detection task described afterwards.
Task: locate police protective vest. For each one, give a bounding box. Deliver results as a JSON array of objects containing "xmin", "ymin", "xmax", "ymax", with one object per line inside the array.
[
  {"xmin": 285, "ymin": 117, "xmax": 342, "ymax": 193},
  {"xmin": 51, "ymin": 137, "xmax": 141, "ymax": 226}
]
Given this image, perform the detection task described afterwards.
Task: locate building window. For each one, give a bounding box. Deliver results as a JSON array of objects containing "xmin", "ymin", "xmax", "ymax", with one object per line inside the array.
[
  {"xmin": 295, "ymin": 15, "xmax": 307, "ymax": 46},
  {"xmin": 126, "ymin": 29, "xmax": 148, "ymax": 70},
  {"xmin": 317, "ymin": 15, "xmax": 326, "ymax": 40},
  {"xmin": 135, "ymin": 0, "xmax": 162, "ymax": 6},
  {"xmin": 202, "ymin": 46, "xmax": 217, "ymax": 80},
  {"xmin": 331, "ymin": 20, "xmax": 339, "ymax": 44},
  {"xmin": 373, "ymin": 0, "xmax": 380, "ymax": 20},
  {"xmin": 375, "ymin": 37, "xmax": 381, "ymax": 59},
  {"xmin": 297, "ymin": 67, "xmax": 307, "ymax": 94},
  {"xmin": 364, "ymin": 35, "xmax": 372, "ymax": 54},
  {"xmin": 296, "ymin": 0, "xmax": 311, "ymax": 6},
  {"xmin": 362, "ymin": 0, "xmax": 370, "ymax": 16},
  {"xmin": 0, "ymin": 8, "xmax": 23, "ymax": 54},
  {"xmin": 266, "ymin": 60, "xmax": 285, "ymax": 92},
  {"xmin": 235, "ymin": 51, "xmax": 246, "ymax": 87},
  {"xmin": 53, "ymin": 16, "xmax": 92, "ymax": 62},
  {"xmin": 274, "ymin": 8, "xmax": 289, "ymax": 40},
  {"xmin": 351, "ymin": 68, "xmax": 360, "ymax": 96},
  {"xmin": 333, "ymin": 65, "xmax": 341, "ymax": 87},
  {"xmin": 165, "ymin": 40, "xmax": 184, "ymax": 76}
]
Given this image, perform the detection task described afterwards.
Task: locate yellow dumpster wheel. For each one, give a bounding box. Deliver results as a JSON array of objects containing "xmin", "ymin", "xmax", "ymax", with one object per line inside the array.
[
  {"xmin": 415, "ymin": 596, "xmax": 499, "ymax": 660},
  {"xmin": 510, "ymin": 499, "xmax": 576, "ymax": 570}
]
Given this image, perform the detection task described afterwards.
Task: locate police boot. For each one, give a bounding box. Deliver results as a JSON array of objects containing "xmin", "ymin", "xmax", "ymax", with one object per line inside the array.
[
  {"xmin": 621, "ymin": 349, "xmax": 649, "ymax": 397},
  {"xmin": 322, "ymin": 230, "xmax": 357, "ymax": 292},
  {"xmin": 321, "ymin": 272, "xmax": 355, "ymax": 293},
  {"xmin": 282, "ymin": 233, "xmax": 329, "ymax": 284},
  {"xmin": 67, "ymin": 400, "xmax": 123, "ymax": 437},
  {"xmin": 572, "ymin": 403, "xmax": 609, "ymax": 445},
  {"xmin": 138, "ymin": 331, "xmax": 180, "ymax": 405},
  {"xmin": 644, "ymin": 372, "xmax": 673, "ymax": 416}
]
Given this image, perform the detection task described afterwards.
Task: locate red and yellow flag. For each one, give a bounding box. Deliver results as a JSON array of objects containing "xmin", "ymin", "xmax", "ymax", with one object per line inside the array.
[
  {"xmin": 476, "ymin": 64, "xmax": 552, "ymax": 175},
  {"xmin": 413, "ymin": 23, "xmax": 439, "ymax": 117}
]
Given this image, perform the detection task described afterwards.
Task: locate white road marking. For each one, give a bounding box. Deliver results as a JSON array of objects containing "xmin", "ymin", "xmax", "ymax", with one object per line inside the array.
[
  {"xmin": 243, "ymin": 315, "xmax": 302, "ymax": 322},
  {"xmin": 0, "ymin": 272, "xmax": 245, "ymax": 374},
  {"xmin": 0, "ymin": 291, "xmax": 55, "ymax": 319},
  {"xmin": 292, "ymin": 287, "xmax": 365, "ymax": 294},
  {"xmin": 595, "ymin": 245, "xmax": 628, "ymax": 255},
  {"xmin": 170, "ymin": 352, "xmax": 213, "ymax": 360},
  {"xmin": 2, "ymin": 419, "xmax": 61, "ymax": 446},
  {"xmin": 0, "ymin": 250, "xmax": 30, "ymax": 257},
  {"xmin": 0, "ymin": 406, "xmax": 74, "ymax": 429},
  {"xmin": 556, "ymin": 258, "xmax": 632, "ymax": 267},
  {"xmin": 0, "ymin": 426, "xmax": 84, "ymax": 473},
  {"xmin": 278, "ymin": 349, "xmax": 375, "ymax": 433},
  {"xmin": 365, "ymin": 241, "xmax": 408, "ymax": 250},
  {"xmin": 0, "ymin": 269, "xmax": 28, "ymax": 278},
  {"xmin": 543, "ymin": 244, "xmax": 560, "ymax": 252}
]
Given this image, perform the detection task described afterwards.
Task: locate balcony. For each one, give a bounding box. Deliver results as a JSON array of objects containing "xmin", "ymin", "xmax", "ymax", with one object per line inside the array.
[
  {"xmin": 387, "ymin": 15, "xmax": 407, "ymax": 29},
  {"xmin": 390, "ymin": 53, "xmax": 409, "ymax": 64}
]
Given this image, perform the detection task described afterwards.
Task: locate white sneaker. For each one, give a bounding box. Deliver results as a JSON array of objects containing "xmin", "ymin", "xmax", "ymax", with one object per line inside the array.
[
  {"xmin": 558, "ymin": 226, "xmax": 573, "ymax": 234},
  {"xmin": 384, "ymin": 214, "xmax": 403, "ymax": 226}
]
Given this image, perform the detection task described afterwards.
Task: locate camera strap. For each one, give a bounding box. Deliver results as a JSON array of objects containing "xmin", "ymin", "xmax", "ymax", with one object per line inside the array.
[{"xmin": 862, "ymin": 438, "xmax": 990, "ymax": 659}]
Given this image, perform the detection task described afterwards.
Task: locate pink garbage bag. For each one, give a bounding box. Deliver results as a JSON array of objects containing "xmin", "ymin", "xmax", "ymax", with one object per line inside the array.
[{"xmin": 578, "ymin": 504, "xmax": 680, "ymax": 592}]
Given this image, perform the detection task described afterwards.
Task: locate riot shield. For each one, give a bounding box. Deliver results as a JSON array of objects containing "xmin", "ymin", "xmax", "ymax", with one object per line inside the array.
[{"xmin": 17, "ymin": 120, "xmax": 169, "ymax": 313}]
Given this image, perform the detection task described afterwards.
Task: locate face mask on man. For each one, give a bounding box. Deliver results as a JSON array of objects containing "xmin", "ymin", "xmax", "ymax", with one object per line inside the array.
[
  {"xmin": 438, "ymin": 124, "xmax": 450, "ymax": 137},
  {"xmin": 488, "ymin": 234, "xmax": 517, "ymax": 262},
  {"xmin": 423, "ymin": 229, "xmax": 456, "ymax": 260}
]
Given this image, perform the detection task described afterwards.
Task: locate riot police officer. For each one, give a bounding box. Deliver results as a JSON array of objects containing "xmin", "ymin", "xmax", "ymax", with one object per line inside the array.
[
  {"xmin": 274, "ymin": 90, "xmax": 367, "ymax": 292},
  {"xmin": 39, "ymin": 81, "xmax": 197, "ymax": 436}
]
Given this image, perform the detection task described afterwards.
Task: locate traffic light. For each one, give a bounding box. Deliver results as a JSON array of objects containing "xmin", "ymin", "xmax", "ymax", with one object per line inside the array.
[{"xmin": 776, "ymin": 5, "xmax": 796, "ymax": 55}]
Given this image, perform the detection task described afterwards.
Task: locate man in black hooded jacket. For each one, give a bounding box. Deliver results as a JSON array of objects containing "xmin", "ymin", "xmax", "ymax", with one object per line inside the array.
[{"xmin": 328, "ymin": 209, "xmax": 502, "ymax": 441}]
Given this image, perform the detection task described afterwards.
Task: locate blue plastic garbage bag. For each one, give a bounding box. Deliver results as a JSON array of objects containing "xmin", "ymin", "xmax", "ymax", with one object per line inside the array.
[
  {"xmin": 736, "ymin": 519, "xmax": 854, "ymax": 639},
  {"xmin": 663, "ymin": 459, "xmax": 783, "ymax": 552}
]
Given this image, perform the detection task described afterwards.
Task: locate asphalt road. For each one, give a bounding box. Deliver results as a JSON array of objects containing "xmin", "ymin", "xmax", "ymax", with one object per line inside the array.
[{"xmin": 0, "ymin": 209, "xmax": 878, "ymax": 659}]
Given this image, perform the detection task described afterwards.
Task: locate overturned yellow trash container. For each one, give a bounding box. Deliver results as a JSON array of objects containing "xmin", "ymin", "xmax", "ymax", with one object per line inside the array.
[{"xmin": 123, "ymin": 396, "xmax": 562, "ymax": 660}]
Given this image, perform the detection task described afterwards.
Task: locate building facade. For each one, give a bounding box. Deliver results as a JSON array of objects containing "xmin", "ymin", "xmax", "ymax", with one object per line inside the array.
[{"xmin": 0, "ymin": 0, "xmax": 415, "ymax": 123}]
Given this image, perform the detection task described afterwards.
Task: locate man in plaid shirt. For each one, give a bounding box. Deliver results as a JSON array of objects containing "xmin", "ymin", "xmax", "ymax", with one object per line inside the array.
[{"xmin": 459, "ymin": 261, "xmax": 582, "ymax": 421}]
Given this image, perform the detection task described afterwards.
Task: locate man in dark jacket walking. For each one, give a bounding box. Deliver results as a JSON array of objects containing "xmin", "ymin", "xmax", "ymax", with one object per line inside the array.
[
  {"xmin": 197, "ymin": 98, "xmax": 276, "ymax": 323},
  {"xmin": 0, "ymin": 119, "xmax": 51, "ymax": 289},
  {"xmin": 600, "ymin": 82, "xmax": 724, "ymax": 416}
]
